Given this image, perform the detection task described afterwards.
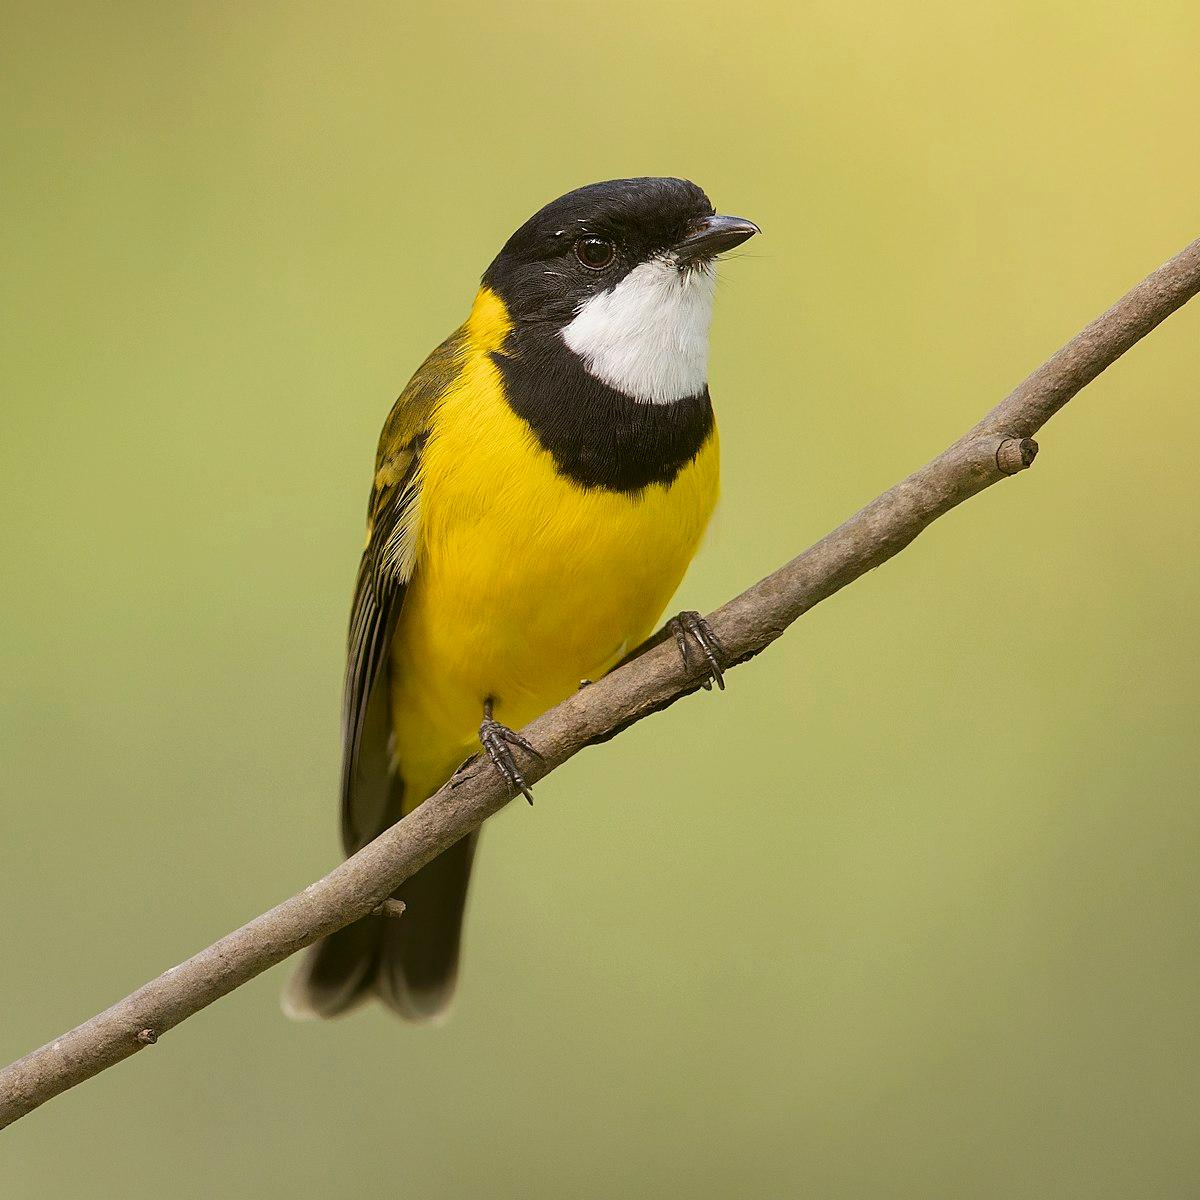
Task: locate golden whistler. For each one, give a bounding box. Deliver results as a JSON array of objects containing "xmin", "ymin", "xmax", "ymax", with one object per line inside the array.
[{"xmin": 285, "ymin": 178, "xmax": 758, "ymax": 1021}]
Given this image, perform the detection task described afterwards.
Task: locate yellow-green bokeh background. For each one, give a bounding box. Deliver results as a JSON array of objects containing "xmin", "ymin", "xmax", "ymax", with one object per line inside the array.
[{"xmin": 3, "ymin": 2, "xmax": 1198, "ymax": 1196}]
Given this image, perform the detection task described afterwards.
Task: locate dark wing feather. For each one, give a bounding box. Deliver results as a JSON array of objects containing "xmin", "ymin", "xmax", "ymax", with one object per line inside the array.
[
  {"xmin": 339, "ymin": 329, "xmax": 466, "ymax": 855},
  {"xmin": 338, "ymin": 479, "xmax": 416, "ymax": 853}
]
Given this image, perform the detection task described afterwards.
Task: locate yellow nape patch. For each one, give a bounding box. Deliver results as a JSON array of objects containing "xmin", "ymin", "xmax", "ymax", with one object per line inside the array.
[{"xmin": 466, "ymin": 288, "xmax": 512, "ymax": 355}]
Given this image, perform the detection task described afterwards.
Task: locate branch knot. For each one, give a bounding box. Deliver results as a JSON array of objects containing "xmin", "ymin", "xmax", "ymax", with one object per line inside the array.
[{"xmin": 996, "ymin": 436, "xmax": 1039, "ymax": 475}]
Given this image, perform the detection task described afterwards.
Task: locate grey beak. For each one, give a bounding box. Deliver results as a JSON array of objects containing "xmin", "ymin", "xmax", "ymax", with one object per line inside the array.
[{"xmin": 675, "ymin": 214, "xmax": 760, "ymax": 265}]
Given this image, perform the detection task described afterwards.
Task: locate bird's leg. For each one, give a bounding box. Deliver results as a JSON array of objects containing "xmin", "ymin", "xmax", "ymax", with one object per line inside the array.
[
  {"xmin": 478, "ymin": 697, "xmax": 543, "ymax": 805},
  {"xmin": 613, "ymin": 611, "xmax": 728, "ymax": 690},
  {"xmin": 667, "ymin": 610, "xmax": 727, "ymax": 690}
]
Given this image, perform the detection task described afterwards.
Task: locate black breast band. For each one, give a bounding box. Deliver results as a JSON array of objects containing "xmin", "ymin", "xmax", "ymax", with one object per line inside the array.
[{"xmin": 490, "ymin": 332, "xmax": 713, "ymax": 493}]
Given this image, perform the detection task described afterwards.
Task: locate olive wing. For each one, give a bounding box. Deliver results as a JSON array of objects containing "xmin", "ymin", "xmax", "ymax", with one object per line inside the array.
[{"xmin": 339, "ymin": 329, "xmax": 465, "ymax": 854}]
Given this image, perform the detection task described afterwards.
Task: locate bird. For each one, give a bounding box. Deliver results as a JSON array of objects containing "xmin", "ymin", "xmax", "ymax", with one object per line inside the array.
[{"xmin": 283, "ymin": 177, "xmax": 758, "ymax": 1022}]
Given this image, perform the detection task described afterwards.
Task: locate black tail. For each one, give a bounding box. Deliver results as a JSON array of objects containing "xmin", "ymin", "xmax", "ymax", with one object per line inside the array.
[{"xmin": 283, "ymin": 832, "xmax": 479, "ymax": 1022}]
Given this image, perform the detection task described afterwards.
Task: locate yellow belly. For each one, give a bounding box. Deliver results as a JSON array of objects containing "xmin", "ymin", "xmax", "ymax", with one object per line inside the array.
[{"xmin": 387, "ymin": 334, "xmax": 719, "ymax": 809}]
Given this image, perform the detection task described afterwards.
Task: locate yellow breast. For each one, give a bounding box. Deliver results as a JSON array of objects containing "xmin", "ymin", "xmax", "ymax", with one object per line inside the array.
[{"xmin": 388, "ymin": 291, "xmax": 719, "ymax": 805}]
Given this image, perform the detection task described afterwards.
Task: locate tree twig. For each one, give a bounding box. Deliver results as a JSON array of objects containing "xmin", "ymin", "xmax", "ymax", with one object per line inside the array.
[{"xmin": 2, "ymin": 236, "xmax": 1198, "ymax": 1132}]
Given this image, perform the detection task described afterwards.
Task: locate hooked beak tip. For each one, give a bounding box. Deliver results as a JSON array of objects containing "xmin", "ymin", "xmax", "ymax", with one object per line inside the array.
[{"xmin": 675, "ymin": 214, "xmax": 760, "ymax": 265}]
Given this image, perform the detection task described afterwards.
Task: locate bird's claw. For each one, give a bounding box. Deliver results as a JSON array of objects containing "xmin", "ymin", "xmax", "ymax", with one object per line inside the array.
[
  {"xmin": 479, "ymin": 717, "xmax": 542, "ymax": 805},
  {"xmin": 668, "ymin": 610, "xmax": 727, "ymax": 691}
]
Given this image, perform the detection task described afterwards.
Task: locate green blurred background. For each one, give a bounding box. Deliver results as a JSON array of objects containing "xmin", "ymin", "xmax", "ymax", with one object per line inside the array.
[{"xmin": 2, "ymin": 1, "xmax": 1198, "ymax": 1196}]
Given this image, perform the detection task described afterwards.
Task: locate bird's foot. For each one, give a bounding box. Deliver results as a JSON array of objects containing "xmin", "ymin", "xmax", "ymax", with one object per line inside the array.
[
  {"xmin": 479, "ymin": 715, "xmax": 542, "ymax": 805},
  {"xmin": 668, "ymin": 610, "xmax": 727, "ymax": 691}
]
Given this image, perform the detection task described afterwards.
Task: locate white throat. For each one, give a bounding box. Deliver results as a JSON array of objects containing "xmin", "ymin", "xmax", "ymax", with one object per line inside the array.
[{"xmin": 560, "ymin": 258, "xmax": 716, "ymax": 404}]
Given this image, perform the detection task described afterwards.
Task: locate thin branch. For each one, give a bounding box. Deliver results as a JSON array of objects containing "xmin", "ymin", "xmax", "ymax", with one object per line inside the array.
[{"xmin": 3, "ymin": 237, "xmax": 1198, "ymax": 1132}]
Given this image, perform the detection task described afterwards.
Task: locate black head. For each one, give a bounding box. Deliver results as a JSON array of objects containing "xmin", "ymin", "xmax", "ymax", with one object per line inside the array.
[{"xmin": 481, "ymin": 177, "xmax": 757, "ymax": 328}]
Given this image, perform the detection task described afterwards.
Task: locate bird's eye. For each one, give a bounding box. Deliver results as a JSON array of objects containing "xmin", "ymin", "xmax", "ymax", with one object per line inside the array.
[{"xmin": 574, "ymin": 237, "xmax": 616, "ymax": 270}]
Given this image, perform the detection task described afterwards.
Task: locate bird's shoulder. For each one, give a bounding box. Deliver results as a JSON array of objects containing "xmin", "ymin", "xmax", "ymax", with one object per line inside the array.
[{"xmin": 371, "ymin": 326, "xmax": 468, "ymax": 512}]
